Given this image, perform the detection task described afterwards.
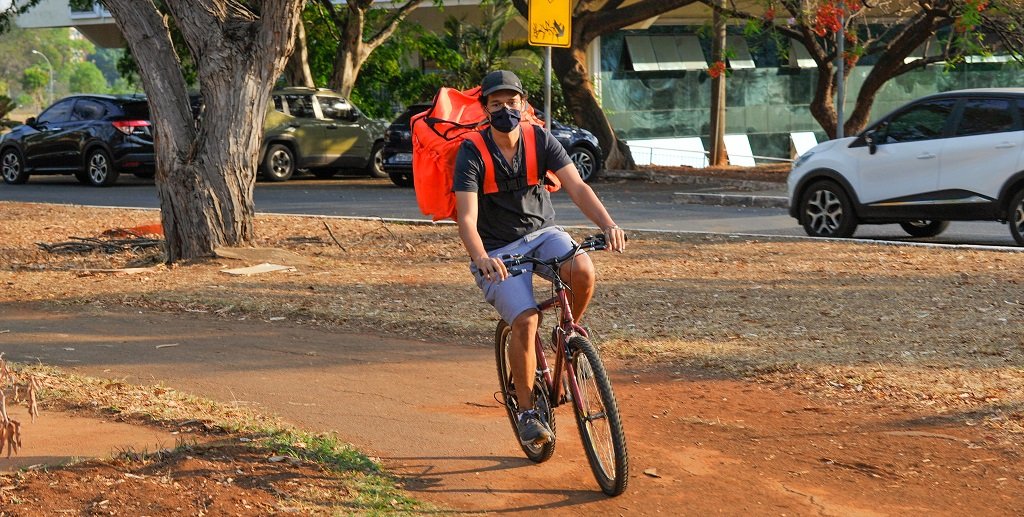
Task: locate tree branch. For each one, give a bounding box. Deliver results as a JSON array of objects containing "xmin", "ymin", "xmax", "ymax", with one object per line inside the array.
[
  {"xmin": 584, "ymin": 0, "xmax": 702, "ymax": 45},
  {"xmin": 367, "ymin": 0, "xmax": 423, "ymax": 50}
]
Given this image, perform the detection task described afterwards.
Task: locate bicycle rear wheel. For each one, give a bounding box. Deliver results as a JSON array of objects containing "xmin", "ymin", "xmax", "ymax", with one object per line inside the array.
[
  {"xmin": 568, "ymin": 336, "xmax": 629, "ymax": 496},
  {"xmin": 495, "ymin": 321, "xmax": 556, "ymax": 463}
]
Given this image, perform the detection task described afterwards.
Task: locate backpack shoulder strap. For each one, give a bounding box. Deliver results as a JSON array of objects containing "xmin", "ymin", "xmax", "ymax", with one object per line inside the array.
[
  {"xmin": 522, "ymin": 123, "xmax": 539, "ymax": 187},
  {"xmin": 530, "ymin": 124, "xmax": 562, "ymax": 193},
  {"xmin": 463, "ymin": 131, "xmax": 497, "ymax": 194}
]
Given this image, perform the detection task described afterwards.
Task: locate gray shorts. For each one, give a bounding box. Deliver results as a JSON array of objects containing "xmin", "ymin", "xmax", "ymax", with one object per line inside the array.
[{"xmin": 470, "ymin": 226, "xmax": 576, "ymax": 324}]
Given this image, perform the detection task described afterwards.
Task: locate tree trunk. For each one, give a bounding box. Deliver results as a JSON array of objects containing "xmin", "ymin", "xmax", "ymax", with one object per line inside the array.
[
  {"xmin": 319, "ymin": 0, "xmax": 421, "ymax": 98},
  {"xmin": 708, "ymin": 1, "xmax": 727, "ymax": 166},
  {"xmin": 103, "ymin": 0, "xmax": 304, "ymax": 262},
  {"xmin": 551, "ymin": 47, "xmax": 635, "ymax": 170},
  {"xmin": 329, "ymin": 2, "xmax": 367, "ymax": 98},
  {"xmin": 286, "ymin": 20, "xmax": 315, "ymax": 88},
  {"xmin": 845, "ymin": 20, "xmax": 943, "ymax": 135},
  {"xmin": 808, "ymin": 59, "xmax": 838, "ymax": 140}
]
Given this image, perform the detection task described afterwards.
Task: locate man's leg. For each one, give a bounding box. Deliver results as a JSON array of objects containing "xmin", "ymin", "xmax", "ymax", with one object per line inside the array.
[
  {"xmin": 560, "ymin": 254, "xmax": 596, "ymax": 322},
  {"xmin": 508, "ymin": 309, "xmax": 539, "ymax": 410},
  {"xmin": 508, "ymin": 308, "xmax": 553, "ymax": 444}
]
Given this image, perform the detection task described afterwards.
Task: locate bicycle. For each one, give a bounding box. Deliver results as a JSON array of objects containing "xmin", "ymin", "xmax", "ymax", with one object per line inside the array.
[{"xmin": 493, "ymin": 233, "xmax": 629, "ymax": 496}]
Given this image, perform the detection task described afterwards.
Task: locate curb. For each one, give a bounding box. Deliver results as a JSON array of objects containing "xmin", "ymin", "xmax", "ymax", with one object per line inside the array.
[
  {"xmin": 603, "ymin": 169, "xmax": 785, "ymax": 191},
  {"xmin": 672, "ymin": 192, "xmax": 790, "ymax": 209}
]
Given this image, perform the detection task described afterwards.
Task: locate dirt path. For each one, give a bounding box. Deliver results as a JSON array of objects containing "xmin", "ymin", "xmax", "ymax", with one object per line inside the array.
[{"xmin": 1, "ymin": 302, "xmax": 1021, "ymax": 515}]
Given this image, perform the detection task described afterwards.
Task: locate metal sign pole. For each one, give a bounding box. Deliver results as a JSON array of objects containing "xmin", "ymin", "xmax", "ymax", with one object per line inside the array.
[
  {"xmin": 528, "ymin": 0, "xmax": 570, "ymax": 136},
  {"xmin": 836, "ymin": 3, "xmax": 846, "ymax": 139},
  {"xmin": 544, "ymin": 46, "xmax": 552, "ymax": 134}
]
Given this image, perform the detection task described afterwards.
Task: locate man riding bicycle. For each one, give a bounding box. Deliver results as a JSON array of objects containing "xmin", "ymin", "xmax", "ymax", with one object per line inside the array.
[{"xmin": 454, "ymin": 70, "xmax": 626, "ymax": 446}]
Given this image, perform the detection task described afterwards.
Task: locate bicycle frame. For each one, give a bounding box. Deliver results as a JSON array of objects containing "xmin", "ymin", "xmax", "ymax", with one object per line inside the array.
[
  {"xmin": 532, "ymin": 270, "xmax": 588, "ymax": 409},
  {"xmin": 500, "ymin": 233, "xmax": 611, "ymax": 410}
]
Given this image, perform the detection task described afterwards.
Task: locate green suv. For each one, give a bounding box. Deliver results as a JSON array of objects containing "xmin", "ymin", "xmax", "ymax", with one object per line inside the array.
[{"xmin": 261, "ymin": 87, "xmax": 388, "ymax": 181}]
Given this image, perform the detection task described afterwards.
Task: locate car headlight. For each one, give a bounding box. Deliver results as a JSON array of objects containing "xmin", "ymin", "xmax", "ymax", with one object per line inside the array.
[{"xmin": 792, "ymin": 151, "xmax": 814, "ymax": 169}]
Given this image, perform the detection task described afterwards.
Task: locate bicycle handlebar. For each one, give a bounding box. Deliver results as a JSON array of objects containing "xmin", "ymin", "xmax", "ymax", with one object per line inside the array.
[{"xmin": 500, "ymin": 233, "xmax": 623, "ymax": 277}]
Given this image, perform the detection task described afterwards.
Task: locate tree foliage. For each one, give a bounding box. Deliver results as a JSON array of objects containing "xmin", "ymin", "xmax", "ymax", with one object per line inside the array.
[
  {"xmin": 709, "ymin": 0, "xmax": 1024, "ymax": 137},
  {"xmin": 69, "ymin": 61, "xmax": 107, "ymax": 93},
  {"xmin": 344, "ymin": 24, "xmax": 447, "ymax": 117},
  {"xmin": 0, "ymin": 25, "xmax": 100, "ymax": 106},
  {"xmin": 429, "ymin": 0, "xmax": 569, "ymax": 120},
  {"xmin": 20, "ymin": 67, "xmax": 47, "ymax": 93},
  {"xmin": 306, "ymin": 0, "xmax": 425, "ymax": 98}
]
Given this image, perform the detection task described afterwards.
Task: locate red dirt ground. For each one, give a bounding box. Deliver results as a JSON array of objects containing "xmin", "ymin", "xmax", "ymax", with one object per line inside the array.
[{"xmin": 1, "ymin": 305, "xmax": 1021, "ymax": 515}]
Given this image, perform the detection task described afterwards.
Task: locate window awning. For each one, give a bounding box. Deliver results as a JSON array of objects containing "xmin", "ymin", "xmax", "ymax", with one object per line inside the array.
[
  {"xmin": 787, "ymin": 41, "xmax": 816, "ymax": 68},
  {"xmin": 625, "ymin": 35, "xmax": 707, "ymax": 71},
  {"xmin": 726, "ymin": 35, "xmax": 755, "ymax": 69},
  {"xmin": 905, "ymin": 36, "xmax": 944, "ymax": 64}
]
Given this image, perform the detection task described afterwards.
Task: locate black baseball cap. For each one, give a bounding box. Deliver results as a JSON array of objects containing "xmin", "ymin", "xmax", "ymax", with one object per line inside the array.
[{"xmin": 480, "ymin": 70, "xmax": 525, "ymax": 97}]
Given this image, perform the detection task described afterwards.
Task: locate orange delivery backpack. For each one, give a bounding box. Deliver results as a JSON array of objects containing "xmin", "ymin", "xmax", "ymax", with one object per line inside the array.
[{"xmin": 410, "ymin": 85, "xmax": 561, "ymax": 222}]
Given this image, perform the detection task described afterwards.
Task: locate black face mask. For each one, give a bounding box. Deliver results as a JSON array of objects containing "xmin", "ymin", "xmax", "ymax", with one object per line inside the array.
[{"xmin": 490, "ymin": 107, "xmax": 521, "ymax": 133}]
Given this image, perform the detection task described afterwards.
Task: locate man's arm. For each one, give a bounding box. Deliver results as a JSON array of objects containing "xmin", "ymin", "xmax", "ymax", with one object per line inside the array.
[
  {"xmin": 553, "ymin": 164, "xmax": 626, "ymax": 252},
  {"xmin": 456, "ymin": 191, "xmax": 509, "ymax": 282}
]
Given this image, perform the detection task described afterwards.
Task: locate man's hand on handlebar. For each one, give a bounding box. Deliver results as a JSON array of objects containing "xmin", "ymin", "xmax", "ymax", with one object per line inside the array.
[
  {"xmin": 474, "ymin": 255, "xmax": 508, "ymax": 282},
  {"xmin": 603, "ymin": 225, "xmax": 626, "ymax": 253}
]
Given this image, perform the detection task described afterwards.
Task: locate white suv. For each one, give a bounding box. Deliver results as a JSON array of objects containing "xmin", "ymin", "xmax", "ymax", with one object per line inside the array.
[{"xmin": 787, "ymin": 88, "xmax": 1024, "ymax": 246}]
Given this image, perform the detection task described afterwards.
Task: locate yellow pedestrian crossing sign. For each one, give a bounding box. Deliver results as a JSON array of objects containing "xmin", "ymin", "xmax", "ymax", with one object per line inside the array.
[{"xmin": 529, "ymin": 0, "xmax": 571, "ymax": 48}]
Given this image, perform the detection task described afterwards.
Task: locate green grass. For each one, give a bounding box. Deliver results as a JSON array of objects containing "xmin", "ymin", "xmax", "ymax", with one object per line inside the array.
[{"xmin": 265, "ymin": 431, "xmax": 431, "ymax": 515}]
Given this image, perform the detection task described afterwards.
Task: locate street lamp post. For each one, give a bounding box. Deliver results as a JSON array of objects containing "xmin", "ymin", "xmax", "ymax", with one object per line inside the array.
[{"xmin": 31, "ymin": 49, "xmax": 54, "ymax": 106}]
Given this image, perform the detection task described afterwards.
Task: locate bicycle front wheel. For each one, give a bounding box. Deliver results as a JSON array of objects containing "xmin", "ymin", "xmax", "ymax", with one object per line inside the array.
[
  {"xmin": 568, "ymin": 336, "xmax": 629, "ymax": 496},
  {"xmin": 495, "ymin": 320, "xmax": 556, "ymax": 463}
]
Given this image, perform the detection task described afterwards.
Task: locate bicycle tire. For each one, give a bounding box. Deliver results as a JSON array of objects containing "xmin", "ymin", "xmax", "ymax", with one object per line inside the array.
[
  {"xmin": 495, "ymin": 321, "xmax": 556, "ymax": 463},
  {"xmin": 568, "ymin": 335, "xmax": 629, "ymax": 496}
]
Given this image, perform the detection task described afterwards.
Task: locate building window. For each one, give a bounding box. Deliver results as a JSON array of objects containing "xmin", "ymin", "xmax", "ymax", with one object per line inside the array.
[{"xmin": 70, "ymin": 1, "xmax": 111, "ymax": 18}]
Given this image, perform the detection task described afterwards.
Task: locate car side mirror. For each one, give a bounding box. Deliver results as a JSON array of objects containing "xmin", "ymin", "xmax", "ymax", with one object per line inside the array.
[
  {"xmin": 864, "ymin": 131, "xmax": 878, "ymax": 155},
  {"xmin": 25, "ymin": 116, "xmax": 36, "ymax": 127},
  {"xmin": 347, "ymin": 110, "xmax": 359, "ymax": 122}
]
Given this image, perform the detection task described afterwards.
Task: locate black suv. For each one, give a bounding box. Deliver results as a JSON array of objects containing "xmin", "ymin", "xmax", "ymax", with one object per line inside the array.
[
  {"xmin": 382, "ymin": 103, "xmax": 431, "ymax": 187},
  {"xmin": 0, "ymin": 94, "xmax": 154, "ymax": 187},
  {"xmin": 383, "ymin": 105, "xmax": 603, "ymax": 188}
]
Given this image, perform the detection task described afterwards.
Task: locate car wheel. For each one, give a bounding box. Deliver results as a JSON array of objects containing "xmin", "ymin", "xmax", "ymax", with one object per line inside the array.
[
  {"xmin": 85, "ymin": 148, "xmax": 119, "ymax": 187},
  {"xmin": 311, "ymin": 168, "xmax": 337, "ymax": 180},
  {"xmin": 899, "ymin": 220, "xmax": 949, "ymax": 238},
  {"xmin": 365, "ymin": 142, "xmax": 387, "ymax": 178},
  {"xmin": 0, "ymin": 147, "xmax": 28, "ymax": 184},
  {"xmin": 261, "ymin": 143, "xmax": 294, "ymax": 182},
  {"xmin": 1009, "ymin": 189, "xmax": 1024, "ymax": 246},
  {"xmin": 389, "ymin": 172, "xmax": 413, "ymax": 188},
  {"xmin": 798, "ymin": 180, "xmax": 858, "ymax": 238},
  {"xmin": 569, "ymin": 146, "xmax": 599, "ymax": 182}
]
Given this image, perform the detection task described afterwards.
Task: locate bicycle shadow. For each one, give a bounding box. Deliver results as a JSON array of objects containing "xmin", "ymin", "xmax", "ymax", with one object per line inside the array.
[{"xmin": 384, "ymin": 454, "xmax": 609, "ymax": 512}]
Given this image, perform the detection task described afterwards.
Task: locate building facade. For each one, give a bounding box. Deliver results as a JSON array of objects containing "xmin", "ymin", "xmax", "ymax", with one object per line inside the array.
[{"xmin": 18, "ymin": 0, "xmax": 1023, "ymax": 165}]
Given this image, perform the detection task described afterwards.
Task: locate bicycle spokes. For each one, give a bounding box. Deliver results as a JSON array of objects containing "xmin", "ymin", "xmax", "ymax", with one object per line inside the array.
[
  {"xmin": 568, "ymin": 336, "xmax": 629, "ymax": 496},
  {"xmin": 576, "ymin": 355, "xmax": 616, "ymax": 471}
]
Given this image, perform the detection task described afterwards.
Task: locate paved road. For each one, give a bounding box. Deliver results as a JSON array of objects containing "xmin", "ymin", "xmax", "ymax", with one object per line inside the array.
[{"xmin": 0, "ymin": 173, "xmax": 1017, "ymax": 248}]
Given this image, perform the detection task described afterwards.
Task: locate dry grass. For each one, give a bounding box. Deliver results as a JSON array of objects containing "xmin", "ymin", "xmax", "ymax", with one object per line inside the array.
[{"xmin": 2, "ymin": 201, "xmax": 1024, "ymax": 435}]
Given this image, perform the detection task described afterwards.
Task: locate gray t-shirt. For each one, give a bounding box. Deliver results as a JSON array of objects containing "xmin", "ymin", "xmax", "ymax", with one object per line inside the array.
[{"xmin": 453, "ymin": 126, "xmax": 573, "ymax": 251}]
